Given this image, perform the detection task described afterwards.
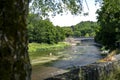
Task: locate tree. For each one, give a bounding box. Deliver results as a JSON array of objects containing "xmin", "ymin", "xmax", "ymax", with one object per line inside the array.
[
  {"xmin": 73, "ymin": 21, "xmax": 99, "ymax": 37},
  {"xmin": 30, "ymin": 0, "xmax": 83, "ymax": 17},
  {"xmin": 27, "ymin": 13, "xmax": 69, "ymax": 44},
  {"xmin": 27, "ymin": 19, "xmax": 64, "ymax": 44},
  {"xmin": 55, "ymin": 26, "xmax": 65, "ymax": 42},
  {"xmin": 31, "ymin": 0, "xmax": 101, "ymax": 16},
  {"xmin": 0, "ymin": 0, "xmax": 31, "ymax": 80},
  {"xmin": 62, "ymin": 27, "xmax": 74, "ymax": 37},
  {"xmin": 95, "ymin": 0, "xmax": 120, "ymax": 49}
]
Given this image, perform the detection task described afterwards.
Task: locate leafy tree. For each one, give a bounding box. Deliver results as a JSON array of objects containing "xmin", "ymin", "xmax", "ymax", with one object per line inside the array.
[
  {"xmin": 62, "ymin": 27, "xmax": 74, "ymax": 37},
  {"xmin": 30, "ymin": 0, "xmax": 101, "ymax": 16},
  {"xmin": 73, "ymin": 21, "xmax": 99, "ymax": 37},
  {"xmin": 30, "ymin": 0, "xmax": 83, "ymax": 17},
  {"xmin": 74, "ymin": 31, "xmax": 81, "ymax": 37},
  {"xmin": 27, "ymin": 17, "xmax": 66, "ymax": 44},
  {"xmin": 95, "ymin": 0, "xmax": 120, "ymax": 49},
  {"xmin": 29, "ymin": 19, "xmax": 56, "ymax": 44},
  {"xmin": 55, "ymin": 26, "xmax": 65, "ymax": 42}
]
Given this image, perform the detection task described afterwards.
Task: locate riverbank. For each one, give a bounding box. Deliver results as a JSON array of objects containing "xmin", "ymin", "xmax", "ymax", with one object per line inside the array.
[
  {"xmin": 45, "ymin": 49, "xmax": 120, "ymax": 80},
  {"xmin": 30, "ymin": 38, "xmax": 102, "ymax": 80},
  {"xmin": 99, "ymin": 49, "xmax": 120, "ymax": 62},
  {"xmin": 29, "ymin": 42, "xmax": 70, "ymax": 80},
  {"xmin": 28, "ymin": 42, "xmax": 70, "ymax": 65}
]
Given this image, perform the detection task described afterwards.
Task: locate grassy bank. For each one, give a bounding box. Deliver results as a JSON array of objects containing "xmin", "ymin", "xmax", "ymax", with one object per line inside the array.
[
  {"xmin": 28, "ymin": 42, "xmax": 70, "ymax": 53},
  {"xmin": 28, "ymin": 42, "xmax": 70, "ymax": 65},
  {"xmin": 29, "ymin": 42, "xmax": 70, "ymax": 80}
]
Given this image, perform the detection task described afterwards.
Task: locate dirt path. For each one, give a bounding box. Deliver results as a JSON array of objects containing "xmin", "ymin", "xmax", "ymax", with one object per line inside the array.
[
  {"xmin": 31, "ymin": 55, "xmax": 67, "ymax": 80},
  {"xmin": 32, "ymin": 65, "xmax": 67, "ymax": 80},
  {"xmin": 31, "ymin": 56, "xmax": 59, "ymax": 65}
]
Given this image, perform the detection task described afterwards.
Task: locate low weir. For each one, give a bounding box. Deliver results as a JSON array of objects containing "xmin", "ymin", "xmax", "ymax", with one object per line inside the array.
[{"xmin": 45, "ymin": 59, "xmax": 120, "ymax": 80}]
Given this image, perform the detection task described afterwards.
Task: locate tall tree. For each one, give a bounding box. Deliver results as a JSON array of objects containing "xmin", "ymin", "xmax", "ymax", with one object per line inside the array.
[
  {"xmin": 0, "ymin": 0, "xmax": 31, "ymax": 80},
  {"xmin": 95, "ymin": 0, "xmax": 120, "ymax": 49}
]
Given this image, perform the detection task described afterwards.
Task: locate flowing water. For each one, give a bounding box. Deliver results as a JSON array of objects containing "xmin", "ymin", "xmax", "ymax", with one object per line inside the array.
[{"xmin": 32, "ymin": 39, "xmax": 102, "ymax": 80}]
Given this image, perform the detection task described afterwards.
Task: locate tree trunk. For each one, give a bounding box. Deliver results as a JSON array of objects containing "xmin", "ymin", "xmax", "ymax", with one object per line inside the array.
[{"xmin": 0, "ymin": 0, "xmax": 31, "ymax": 80}]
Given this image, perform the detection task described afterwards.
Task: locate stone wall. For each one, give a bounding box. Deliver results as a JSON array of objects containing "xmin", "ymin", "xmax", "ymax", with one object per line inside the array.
[{"xmin": 45, "ymin": 60, "xmax": 120, "ymax": 80}]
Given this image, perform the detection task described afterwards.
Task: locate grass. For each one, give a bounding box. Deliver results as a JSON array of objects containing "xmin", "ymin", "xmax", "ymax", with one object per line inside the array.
[
  {"xmin": 28, "ymin": 42, "xmax": 70, "ymax": 65},
  {"xmin": 28, "ymin": 42, "xmax": 70, "ymax": 53},
  {"xmin": 29, "ymin": 42, "xmax": 70, "ymax": 79}
]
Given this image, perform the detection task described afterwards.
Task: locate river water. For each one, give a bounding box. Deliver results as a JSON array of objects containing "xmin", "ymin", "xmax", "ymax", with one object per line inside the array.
[
  {"xmin": 32, "ymin": 39, "xmax": 102, "ymax": 80},
  {"xmin": 50, "ymin": 40, "xmax": 102, "ymax": 69}
]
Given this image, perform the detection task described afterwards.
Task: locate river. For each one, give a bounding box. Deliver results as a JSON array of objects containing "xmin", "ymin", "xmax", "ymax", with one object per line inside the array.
[{"xmin": 32, "ymin": 39, "xmax": 102, "ymax": 80}]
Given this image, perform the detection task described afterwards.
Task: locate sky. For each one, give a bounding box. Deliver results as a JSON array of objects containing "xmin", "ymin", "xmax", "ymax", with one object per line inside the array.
[{"xmin": 50, "ymin": 0, "xmax": 100, "ymax": 27}]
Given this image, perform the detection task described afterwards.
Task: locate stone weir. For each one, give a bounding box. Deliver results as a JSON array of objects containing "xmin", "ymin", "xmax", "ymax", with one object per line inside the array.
[{"xmin": 45, "ymin": 57, "xmax": 120, "ymax": 80}]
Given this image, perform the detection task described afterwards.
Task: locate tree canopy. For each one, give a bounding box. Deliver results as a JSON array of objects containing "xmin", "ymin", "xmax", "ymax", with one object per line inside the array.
[
  {"xmin": 30, "ymin": 0, "xmax": 82, "ymax": 16},
  {"xmin": 27, "ymin": 13, "xmax": 65, "ymax": 44},
  {"xmin": 29, "ymin": 0, "xmax": 102, "ymax": 17},
  {"xmin": 73, "ymin": 21, "xmax": 99, "ymax": 37},
  {"xmin": 95, "ymin": 0, "xmax": 120, "ymax": 49}
]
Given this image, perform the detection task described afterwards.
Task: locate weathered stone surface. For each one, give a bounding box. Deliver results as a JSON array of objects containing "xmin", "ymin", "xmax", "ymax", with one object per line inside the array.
[{"xmin": 45, "ymin": 59, "xmax": 120, "ymax": 80}]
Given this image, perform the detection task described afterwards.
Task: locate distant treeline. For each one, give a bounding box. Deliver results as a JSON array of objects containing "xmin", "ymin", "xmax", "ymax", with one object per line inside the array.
[
  {"xmin": 27, "ymin": 14, "xmax": 99, "ymax": 44},
  {"xmin": 72, "ymin": 21, "xmax": 99, "ymax": 37}
]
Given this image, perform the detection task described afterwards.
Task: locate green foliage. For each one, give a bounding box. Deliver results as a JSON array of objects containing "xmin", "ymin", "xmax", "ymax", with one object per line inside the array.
[
  {"xmin": 30, "ymin": 0, "xmax": 82, "ymax": 17},
  {"xmin": 95, "ymin": 0, "xmax": 120, "ymax": 49},
  {"xmin": 62, "ymin": 27, "xmax": 74, "ymax": 37},
  {"xmin": 28, "ymin": 42, "xmax": 70, "ymax": 59},
  {"xmin": 55, "ymin": 26, "xmax": 66, "ymax": 42},
  {"xmin": 27, "ymin": 13, "xmax": 65, "ymax": 44},
  {"xmin": 74, "ymin": 31, "xmax": 81, "ymax": 37},
  {"xmin": 28, "ymin": 42, "xmax": 70, "ymax": 52},
  {"xmin": 30, "ymin": 0, "xmax": 103, "ymax": 17},
  {"xmin": 73, "ymin": 21, "xmax": 99, "ymax": 37}
]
